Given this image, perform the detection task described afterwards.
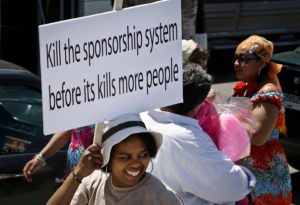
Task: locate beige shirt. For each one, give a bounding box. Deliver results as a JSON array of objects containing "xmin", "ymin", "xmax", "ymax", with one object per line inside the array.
[{"xmin": 71, "ymin": 171, "xmax": 183, "ymax": 205}]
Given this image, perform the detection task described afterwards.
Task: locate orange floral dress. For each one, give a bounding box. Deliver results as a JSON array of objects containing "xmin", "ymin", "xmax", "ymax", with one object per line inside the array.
[{"xmin": 238, "ymin": 91, "xmax": 292, "ymax": 205}]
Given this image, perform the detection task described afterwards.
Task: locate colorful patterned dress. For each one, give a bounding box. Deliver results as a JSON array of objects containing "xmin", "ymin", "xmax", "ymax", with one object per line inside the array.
[
  {"xmin": 238, "ymin": 91, "xmax": 292, "ymax": 205},
  {"xmin": 65, "ymin": 125, "xmax": 94, "ymax": 175}
]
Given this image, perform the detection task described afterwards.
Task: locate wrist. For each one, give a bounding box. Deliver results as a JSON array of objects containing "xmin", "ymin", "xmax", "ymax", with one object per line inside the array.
[
  {"xmin": 35, "ymin": 153, "xmax": 47, "ymax": 166},
  {"xmin": 72, "ymin": 170, "xmax": 82, "ymax": 184}
]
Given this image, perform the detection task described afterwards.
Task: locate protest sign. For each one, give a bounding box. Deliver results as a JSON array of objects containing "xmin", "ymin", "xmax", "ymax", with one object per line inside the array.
[{"xmin": 39, "ymin": 0, "xmax": 182, "ymax": 134}]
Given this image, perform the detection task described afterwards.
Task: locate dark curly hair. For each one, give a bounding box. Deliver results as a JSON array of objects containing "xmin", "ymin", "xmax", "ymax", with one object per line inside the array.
[
  {"xmin": 188, "ymin": 47, "xmax": 208, "ymax": 64},
  {"xmin": 166, "ymin": 63, "xmax": 213, "ymax": 115}
]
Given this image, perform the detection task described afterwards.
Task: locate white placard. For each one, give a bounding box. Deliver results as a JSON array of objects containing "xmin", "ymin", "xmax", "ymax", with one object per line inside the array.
[{"xmin": 39, "ymin": 0, "xmax": 182, "ymax": 135}]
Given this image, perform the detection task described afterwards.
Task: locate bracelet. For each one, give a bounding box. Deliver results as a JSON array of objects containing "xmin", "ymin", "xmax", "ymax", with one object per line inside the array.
[
  {"xmin": 72, "ymin": 170, "xmax": 82, "ymax": 184},
  {"xmin": 36, "ymin": 153, "xmax": 47, "ymax": 167}
]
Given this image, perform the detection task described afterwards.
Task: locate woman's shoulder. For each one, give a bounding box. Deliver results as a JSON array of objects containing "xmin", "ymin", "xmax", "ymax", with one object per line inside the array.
[
  {"xmin": 146, "ymin": 174, "xmax": 183, "ymax": 204},
  {"xmin": 72, "ymin": 170, "xmax": 107, "ymax": 205},
  {"xmin": 258, "ymin": 83, "xmax": 280, "ymax": 93},
  {"xmin": 82, "ymin": 170, "xmax": 108, "ymax": 187},
  {"xmin": 146, "ymin": 174, "xmax": 168, "ymax": 189},
  {"xmin": 251, "ymin": 83, "xmax": 283, "ymax": 109}
]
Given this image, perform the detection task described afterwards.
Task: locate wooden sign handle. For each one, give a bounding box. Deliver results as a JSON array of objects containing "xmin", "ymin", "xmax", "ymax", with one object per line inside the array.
[{"xmin": 113, "ymin": 0, "xmax": 123, "ymax": 10}]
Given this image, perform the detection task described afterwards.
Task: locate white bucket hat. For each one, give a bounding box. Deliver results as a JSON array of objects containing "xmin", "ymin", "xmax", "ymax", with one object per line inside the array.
[
  {"xmin": 182, "ymin": 39, "xmax": 197, "ymax": 64},
  {"xmin": 98, "ymin": 113, "xmax": 162, "ymax": 168}
]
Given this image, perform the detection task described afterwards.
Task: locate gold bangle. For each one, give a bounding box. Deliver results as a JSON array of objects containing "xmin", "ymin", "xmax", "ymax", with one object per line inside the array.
[{"xmin": 72, "ymin": 170, "xmax": 82, "ymax": 184}]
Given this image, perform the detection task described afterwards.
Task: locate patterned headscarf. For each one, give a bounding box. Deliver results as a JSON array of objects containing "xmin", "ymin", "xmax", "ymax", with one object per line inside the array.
[
  {"xmin": 238, "ymin": 35, "xmax": 287, "ymax": 135},
  {"xmin": 237, "ymin": 35, "xmax": 283, "ymax": 91}
]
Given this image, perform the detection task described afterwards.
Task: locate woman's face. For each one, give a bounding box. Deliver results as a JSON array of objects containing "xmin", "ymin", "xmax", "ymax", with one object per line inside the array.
[
  {"xmin": 234, "ymin": 46, "xmax": 262, "ymax": 82},
  {"xmin": 110, "ymin": 134, "xmax": 150, "ymax": 188}
]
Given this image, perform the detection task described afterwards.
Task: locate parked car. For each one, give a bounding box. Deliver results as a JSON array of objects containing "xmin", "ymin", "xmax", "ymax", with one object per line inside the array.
[
  {"xmin": 0, "ymin": 59, "xmax": 67, "ymax": 205},
  {"xmin": 272, "ymin": 46, "xmax": 300, "ymax": 170}
]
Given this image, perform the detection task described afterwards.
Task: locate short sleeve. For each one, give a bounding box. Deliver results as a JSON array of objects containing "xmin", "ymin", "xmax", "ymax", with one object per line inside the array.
[
  {"xmin": 70, "ymin": 170, "xmax": 106, "ymax": 205},
  {"xmin": 70, "ymin": 181, "xmax": 89, "ymax": 205},
  {"xmin": 251, "ymin": 91, "xmax": 283, "ymax": 110}
]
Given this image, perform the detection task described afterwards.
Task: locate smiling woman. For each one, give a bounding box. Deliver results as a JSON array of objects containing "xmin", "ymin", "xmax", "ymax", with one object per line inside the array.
[
  {"xmin": 107, "ymin": 133, "xmax": 155, "ymax": 188},
  {"xmin": 46, "ymin": 113, "xmax": 183, "ymax": 205}
]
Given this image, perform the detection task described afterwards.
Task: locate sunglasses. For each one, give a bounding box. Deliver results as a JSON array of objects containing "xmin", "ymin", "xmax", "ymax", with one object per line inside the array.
[{"xmin": 233, "ymin": 54, "xmax": 260, "ymax": 66}]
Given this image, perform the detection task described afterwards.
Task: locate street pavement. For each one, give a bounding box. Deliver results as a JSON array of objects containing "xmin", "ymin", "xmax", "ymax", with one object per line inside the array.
[{"xmin": 212, "ymin": 81, "xmax": 235, "ymax": 97}]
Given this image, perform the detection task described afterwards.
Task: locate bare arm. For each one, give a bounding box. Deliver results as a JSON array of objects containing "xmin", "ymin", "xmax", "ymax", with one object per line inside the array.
[
  {"xmin": 39, "ymin": 130, "xmax": 72, "ymax": 159},
  {"xmin": 23, "ymin": 130, "xmax": 72, "ymax": 181},
  {"xmin": 250, "ymin": 85, "xmax": 280, "ymax": 146},
  {"xmin": 47, "ymin": 144, "xmax": 103, "ymax": 205},
  {"xmin": 251, "ymin": 102, "xmax": 278, "ymax": 146}
]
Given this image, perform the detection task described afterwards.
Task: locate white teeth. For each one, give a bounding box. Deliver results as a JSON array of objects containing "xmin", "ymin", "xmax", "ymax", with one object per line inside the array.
[{"xmin": 127, "ymin": 170, "xmax": 140, "ymax": 176}]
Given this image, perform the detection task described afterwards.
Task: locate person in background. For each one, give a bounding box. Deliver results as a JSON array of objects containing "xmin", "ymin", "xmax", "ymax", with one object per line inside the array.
[
  {"xmin": 46, "ymin": 113, "xmax": 183, "ymax": 205},
  {"xmin": 182, "ymin": 39, "xmax": 220, "ymax": 146},
  {"xmin": 141, "ymin": 63, "xmax": 256, "ymax": 205},
  {"xmin": 232, "ymin": 35, "xmax": 292, "ymax": 204},
  {"xmin": 182, "ymin": 39, "xmax": 208, "ymax": 70},
  {"xmin": 23, "ymin": 125, "xmax": 94, "ymax": 181},
  {"xmin": 183, "ymin": 39, "xmax": 253, "ymax": 205}
]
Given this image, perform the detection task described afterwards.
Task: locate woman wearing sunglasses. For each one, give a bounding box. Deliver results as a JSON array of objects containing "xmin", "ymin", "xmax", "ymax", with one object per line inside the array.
[{"xmin": 232, "ymin": 35, "xmax": 292, "ymax": 205}]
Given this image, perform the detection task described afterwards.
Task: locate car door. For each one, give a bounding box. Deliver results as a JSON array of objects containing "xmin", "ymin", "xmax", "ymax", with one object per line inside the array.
[
  {"xmin": 272, "ymin": 47, "xmax": 300, "ymax": 170},
  {"xmin": 0, "ymin": 85, "xmax": 66, "ymax": 205}
]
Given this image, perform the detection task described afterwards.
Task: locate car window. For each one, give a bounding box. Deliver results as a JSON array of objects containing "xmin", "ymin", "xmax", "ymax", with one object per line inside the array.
[
  {"xmin": 0, "ymin": 86, "xmax": 41, "ymax": 102},
  {"xmin": 0, "ymin": 86, "xmax": 42, "ymax": 125}
]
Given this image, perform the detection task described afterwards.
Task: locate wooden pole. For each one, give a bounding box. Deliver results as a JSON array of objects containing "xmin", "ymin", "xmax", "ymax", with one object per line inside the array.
[{"xmin": 113, "ymin": 0, "xmax": 123, "ymax": 10}]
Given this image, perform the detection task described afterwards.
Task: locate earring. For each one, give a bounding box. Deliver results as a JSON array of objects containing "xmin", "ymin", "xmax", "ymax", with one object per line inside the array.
[
  {"xmin": 105, "ymin": 164, "xmax": 111, "ymax": 173},
  {"xmin": 104, "ymin": 164, "xmax": 111, "ymax": 178},
  {"xmin": 148, "ymin": 159, "xmax": 154, "ymax": 173},
  {"xmin": 258, "ymin": 67, "xmax": 262, "ymax": 76}
]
